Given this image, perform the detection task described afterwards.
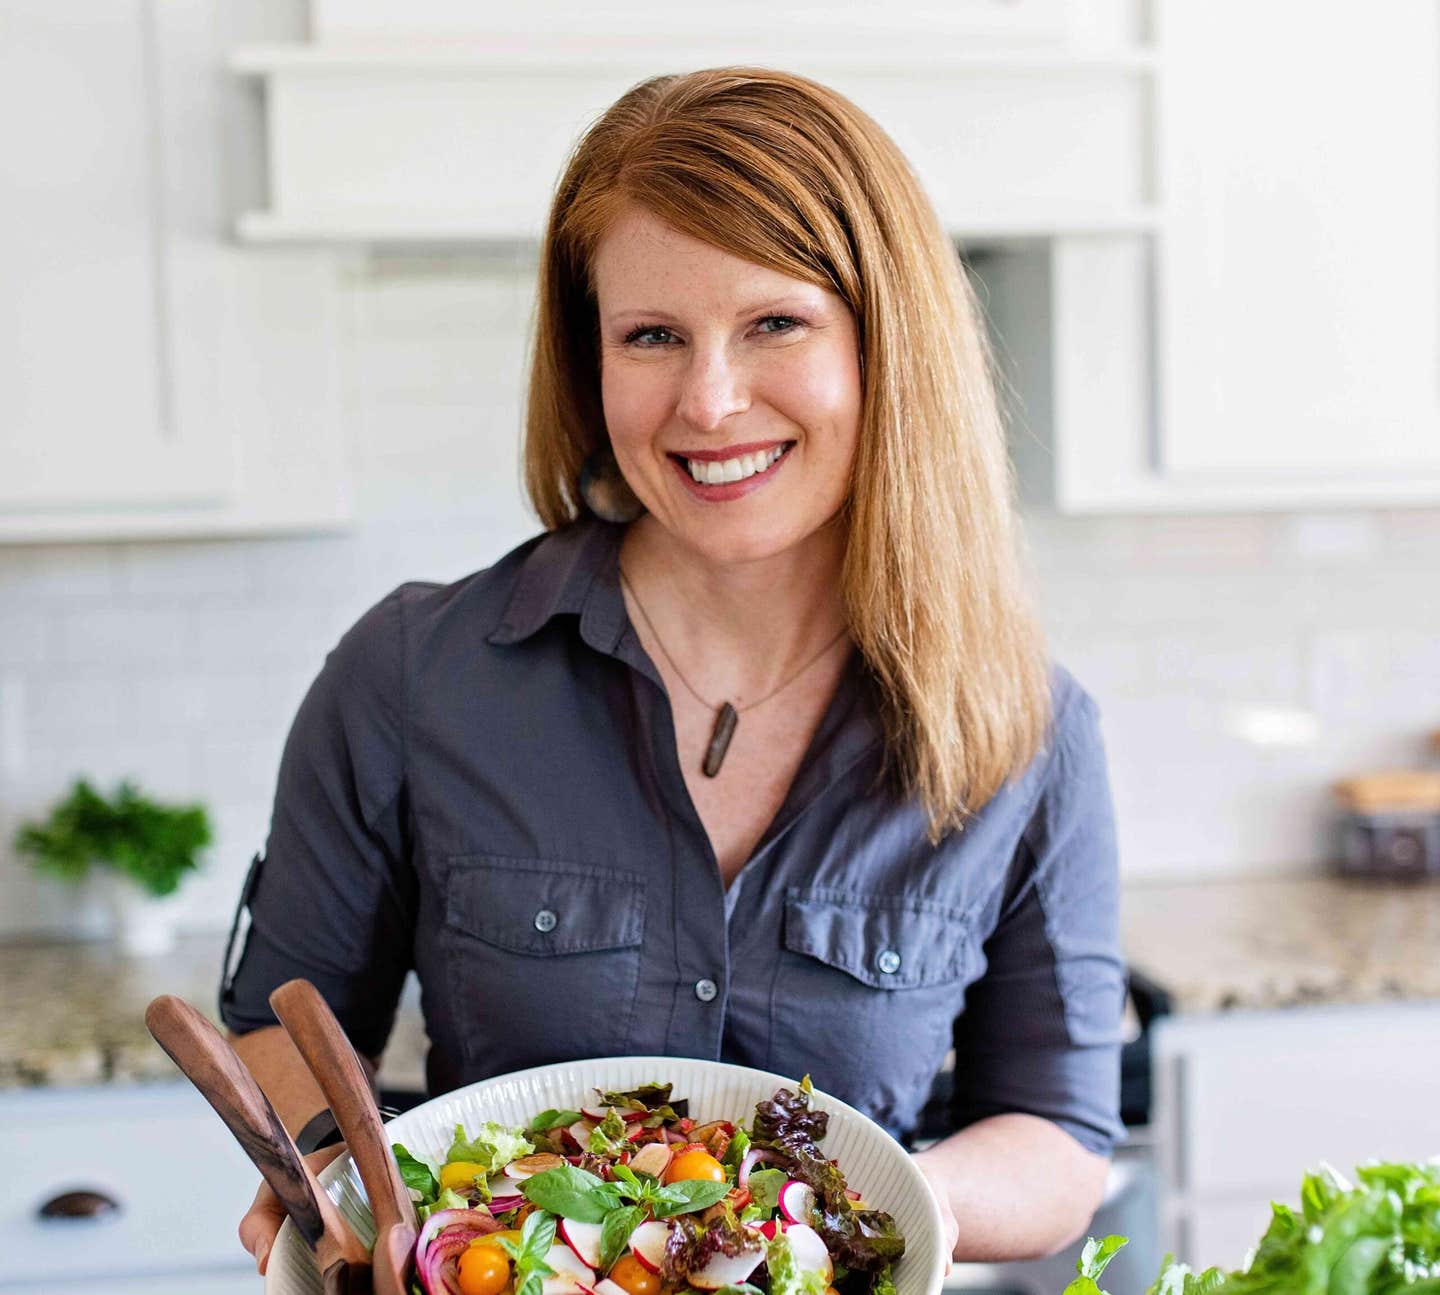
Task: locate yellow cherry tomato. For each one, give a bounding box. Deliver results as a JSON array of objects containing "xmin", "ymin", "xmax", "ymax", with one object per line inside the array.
[
  {"xmin": 440, "ymin": 1160, "xmax": 489, "ymax": 1192},
  {"xmin": 610, "ymin": 1255, "xmax": 661, "ymax": 1295},
  {"xmin": 663, "ymin": 1150, "xmax": 726, "ymax": 1185},
  {"xmin": 471, "ymin": 1230, "xmax": 523, "ymax": 1250},
  {"xmin": 457, "ymin": 1243, "xmax": 511, "ymax": 1295}
]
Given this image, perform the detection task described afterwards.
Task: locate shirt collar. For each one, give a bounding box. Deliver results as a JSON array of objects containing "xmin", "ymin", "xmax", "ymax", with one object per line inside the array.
[
  {"xmin": 486, "ymin": 516, "xmax": 629, "ymax": 653},
  {"xmin": 485, "ymin": 515, "xmax": 885, "ymax": 782}
]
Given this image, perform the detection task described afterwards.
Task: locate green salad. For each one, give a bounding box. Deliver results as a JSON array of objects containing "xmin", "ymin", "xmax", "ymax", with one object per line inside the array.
[
  {"xmin": 1067, "ymin": 1160, "xmax": 1440, "ymax": 1295},
  {"xmin": 390, "ymin": 1078, "xmax": 906, "ymax": 1295}
]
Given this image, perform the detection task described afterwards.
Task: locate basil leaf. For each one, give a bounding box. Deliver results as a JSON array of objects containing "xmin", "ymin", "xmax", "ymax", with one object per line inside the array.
[
  {"xmin": 520, "ymin": 1208, "xmax": 558, "ymax": 1263},
  {"xmin": 650, "ymin": 1178, "xmax": 732, "ymax": 1217},
  {"xmin": 600, "ymin": 1204, "xmax": 649, "ymax": 1273},
  {"xmin": 530, "ymin": 1109, "xmax": 584, "ymax": 1134},
  {"xmin": 391, "ymin": 1142, "xmax": 438, "ymax": 1201},
  {"xmin": 522, "ymin": 1164, "xmax": 622, "ymax": 1222}
]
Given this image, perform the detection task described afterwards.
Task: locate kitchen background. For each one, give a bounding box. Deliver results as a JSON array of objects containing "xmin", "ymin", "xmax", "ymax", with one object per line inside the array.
[{"xmin": 4, "ymin": 1, "xmax": 1440, "ymax": 1292}]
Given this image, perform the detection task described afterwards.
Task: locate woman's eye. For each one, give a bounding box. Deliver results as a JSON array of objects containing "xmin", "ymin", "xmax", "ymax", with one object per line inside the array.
[
  {"xmin": 623, "ymin": 325, "xmax": 674, "ymax": 347},
  {"xmin": 620, "ymin": 316, "xmax": 804, "ymax": 347}
]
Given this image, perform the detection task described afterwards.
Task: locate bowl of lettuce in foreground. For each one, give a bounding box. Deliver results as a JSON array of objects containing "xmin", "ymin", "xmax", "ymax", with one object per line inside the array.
[{"xmin": 265, "ymin": 1056, "xmax": 947, "ymax": 1295}]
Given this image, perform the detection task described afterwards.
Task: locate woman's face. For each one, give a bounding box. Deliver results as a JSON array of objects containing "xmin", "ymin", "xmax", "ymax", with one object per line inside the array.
[{"xmin": 592, "ymin": 205, "xmax": 862, "ymax": 568}]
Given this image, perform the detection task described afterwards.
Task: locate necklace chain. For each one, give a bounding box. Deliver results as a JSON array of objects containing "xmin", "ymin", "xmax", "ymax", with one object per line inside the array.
[{"xmin": 618, "ymin": 565, "xmax": 849, "ymax": 715}]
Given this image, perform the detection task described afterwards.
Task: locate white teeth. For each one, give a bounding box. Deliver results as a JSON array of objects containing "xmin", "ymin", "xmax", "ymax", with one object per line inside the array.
[{"xmin": 684, "ymin": 445, "xmax": 788, "ymax": 486}]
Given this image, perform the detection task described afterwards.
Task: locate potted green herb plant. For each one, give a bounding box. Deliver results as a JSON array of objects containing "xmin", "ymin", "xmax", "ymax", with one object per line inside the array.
[{"xmin": 15, "ymin": 779, "xmax": 212, "ymax": 956}]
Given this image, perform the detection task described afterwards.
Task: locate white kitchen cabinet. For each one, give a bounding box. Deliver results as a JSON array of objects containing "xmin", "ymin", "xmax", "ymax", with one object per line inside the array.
[
  {"xmin": 980, "ymin": 1, "xmax": 1440, "ymax": 511},
  {"xmin": 0, "ymin": 1, "xmax": 350, "ymax": 543},
  {"xmin": 1156, "ymin": 0, "xmax": 1440, "ymax": 487},
  {"xmin": 231, "ymin": 0, "xmax": 1157, "ymax": 246},
  {"xmin": 1152, "ymin": 1003, "xmax": 1440, "ymax": 1272},
  {"xmin": 0, "ymin": 1081, "xmax": 261, "ymax": 1289}
]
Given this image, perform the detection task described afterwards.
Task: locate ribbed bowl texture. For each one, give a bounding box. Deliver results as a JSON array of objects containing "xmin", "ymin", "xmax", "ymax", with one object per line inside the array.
[{"xmin": 266, "ymin": 1056, "xmax": 947, "ymax": 1295}]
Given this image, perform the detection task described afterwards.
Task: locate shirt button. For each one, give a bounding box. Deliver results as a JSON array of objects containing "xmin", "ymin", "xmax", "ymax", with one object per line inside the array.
[
  {"xmin": 533, "ymin": 908, "xmax": 558, "ymax": 933},
  {"xmin": 876, "ymin": 949, "xmax": 902, "ymax": 975},
  {"xmin": 694, "ymin": 978, "xmax": 719, "ymax": 1003}
]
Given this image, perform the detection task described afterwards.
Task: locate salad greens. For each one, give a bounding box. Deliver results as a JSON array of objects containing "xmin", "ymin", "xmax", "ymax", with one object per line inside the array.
[
  {"xmin": 1069, "ymin": 1160, "xmax": 1440, "ymax": 1295},
  {"xmin": 392, "ymin": 1076, "xmax": 906, "ymax": 1295}
]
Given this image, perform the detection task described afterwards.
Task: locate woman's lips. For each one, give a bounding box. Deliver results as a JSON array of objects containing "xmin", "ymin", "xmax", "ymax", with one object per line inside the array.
[{"xmin": 668, "ymin": 442, "xmax": 794, "ymax": 501}]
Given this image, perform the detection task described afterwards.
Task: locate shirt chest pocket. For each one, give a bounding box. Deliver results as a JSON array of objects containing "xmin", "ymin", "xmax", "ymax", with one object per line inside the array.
[
  {"xmin": 443, "ymin": 855, "xmax": 646, "ymax": 1076},
  {"xmin": 769, "ymin": 887, "xmax": 973, "ymax": 1135}
]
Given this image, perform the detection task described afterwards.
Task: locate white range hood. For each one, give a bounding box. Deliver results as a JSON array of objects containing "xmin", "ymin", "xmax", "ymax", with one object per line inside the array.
[{"xmin": 230, "ymin": 0, "xmax": 1157, "ymax": 246}]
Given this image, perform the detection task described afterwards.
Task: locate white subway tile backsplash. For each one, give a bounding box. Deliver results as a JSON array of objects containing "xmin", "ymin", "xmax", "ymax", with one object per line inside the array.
[
  {"xmin": 54, "ymin": 607, "xmax": 190, "ymax": 668},
  {"xmin": 117, "ymin": 540, "xmax": 254, "ymax": 600},
  {"xmin": 0, "ymin": 546, "xmax": 122, "ymax": 601},
  {"xmin": 25, "ymin": 674, "xmax": 128, "ymax": 735},
  {"xmin": 0, "ymin": 611, "xmax": 51, "ymax": 668}
]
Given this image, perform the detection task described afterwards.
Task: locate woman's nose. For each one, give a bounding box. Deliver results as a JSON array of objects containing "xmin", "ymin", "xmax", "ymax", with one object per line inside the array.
[{"xmin": 675, "ymin": 347, "xmax": 749, "ymax": 432}]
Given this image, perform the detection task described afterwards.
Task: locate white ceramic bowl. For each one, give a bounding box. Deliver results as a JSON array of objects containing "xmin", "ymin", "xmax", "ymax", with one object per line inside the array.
[{"xmin": 265, "ymin": 1056, "xmax": 946, "ymax": 1295}]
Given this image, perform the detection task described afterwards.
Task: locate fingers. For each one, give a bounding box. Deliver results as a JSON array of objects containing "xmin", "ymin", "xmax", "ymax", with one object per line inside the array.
[
  {"xmin": 238, "ymin": 1179, "xmax": 285, "ymax": 1275},
  {"xmin": 237, "ymin": 1143, "xmax": 349, "ymax": 1275}
]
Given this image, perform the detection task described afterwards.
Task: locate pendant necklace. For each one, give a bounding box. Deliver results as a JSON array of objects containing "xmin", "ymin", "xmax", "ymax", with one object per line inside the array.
[{"xmin": 618, "ymin": 565, "xmax": 850, "ymax": 777}]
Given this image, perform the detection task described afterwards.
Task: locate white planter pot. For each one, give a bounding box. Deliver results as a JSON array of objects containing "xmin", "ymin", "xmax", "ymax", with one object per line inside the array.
[{"xmin": 97, "ymin": 873, "xmax": 186, "ymax": 957}]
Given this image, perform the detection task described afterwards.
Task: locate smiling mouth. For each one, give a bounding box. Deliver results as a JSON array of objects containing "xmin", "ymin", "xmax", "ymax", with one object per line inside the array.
[{"xmin": 670, "ymin": 442, "xmax": 794, "ymax": 486}]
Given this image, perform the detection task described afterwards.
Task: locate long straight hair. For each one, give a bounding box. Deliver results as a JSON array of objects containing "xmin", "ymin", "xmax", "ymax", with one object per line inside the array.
[{"xmin": 524, "ymin": 67, "xmax": 1050, "ymax": 839}]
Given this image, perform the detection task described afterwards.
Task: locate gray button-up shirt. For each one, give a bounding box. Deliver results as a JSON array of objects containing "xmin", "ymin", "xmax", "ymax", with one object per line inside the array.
[{"xmin": 221, "ymin": 517, "xmax": 1126, "ymax": 1154}]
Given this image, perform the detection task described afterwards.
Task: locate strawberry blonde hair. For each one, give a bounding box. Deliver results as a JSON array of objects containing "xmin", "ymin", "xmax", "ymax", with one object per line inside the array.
[{"xmin": 524, "ymin": 66, "xmax": 1050, "ymax": 839}]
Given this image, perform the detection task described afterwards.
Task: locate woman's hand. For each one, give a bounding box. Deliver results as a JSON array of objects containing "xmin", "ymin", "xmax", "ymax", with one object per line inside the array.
[
  {"xmin": 237, "ymin": 1143, "xmax": 349, "ymax": 1275},
  {"xmin": 909, "ymin": 1148, "xmax": 959, "ymax": 1272}
]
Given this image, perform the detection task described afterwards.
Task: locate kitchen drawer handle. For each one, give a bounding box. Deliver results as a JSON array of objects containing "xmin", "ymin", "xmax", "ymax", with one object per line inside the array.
[{"xmin": 36, "ymin": 1188, "xmax": 121, "ymax": 1221}]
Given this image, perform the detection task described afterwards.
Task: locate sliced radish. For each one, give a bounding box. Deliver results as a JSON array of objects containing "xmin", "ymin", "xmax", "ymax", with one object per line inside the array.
[
  {"xmin": 564, "ymin": 1119, "xmax": 597, "ymax": 1151},
  {"xmin": 547, "ymin": 1242, "xmax": 597, "ymax": 1284},
  {"xmin": 504, "ymin": 1153, "xmax": 566, "ymax": 1181},
  {"xmin": 784, "ymin": 1224, "xmax": 833, "ymax": 1281},
  {"xmin": 628, "ymin": 1220, "xmax": 671, "ymax": 1276},
  {"xmin": 687, "ymin": 1243, "xmax": 766, "ymax": 1290},
  {"xmin": 628, "ymin": 1143, "xmax": 672, "ymax": 1179},
  {"xmin": 593, "ymin": 1282, "xmax": 631, "ymax": 1295},
  {"xmin": 582, "ymin": 1105, "xmax": 649, "ymax": 1124},
  {"xmin": 559, "ymin": 1219, "xmax": 604, "ymax": 1268},
  {"xmin": 778, "ymin": 1180, "xmax": 816, "ymax": 1225},
  {"xmin": 542, "ymin": 1276, "xmax": 591, "ymax": 1295},
  {"xmin": 756, "ymin": 1219, "xmax": 786, "ymax": 1241}
]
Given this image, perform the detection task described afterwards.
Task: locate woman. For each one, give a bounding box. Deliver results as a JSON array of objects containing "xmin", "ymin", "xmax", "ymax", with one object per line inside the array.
[{"xmin": 227, "ymin": 66, "xmax": 1125, "ymax": 1274}]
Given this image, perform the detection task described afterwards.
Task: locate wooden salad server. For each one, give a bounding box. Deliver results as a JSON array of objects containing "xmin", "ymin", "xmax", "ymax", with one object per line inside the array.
[
  {"xmin": 144, "ymin": 994, "xmax": 372, "ymax": 1294},
  {"xmin": 270, "ymin": 978, "xmax": 418, "ymax": 1295}
]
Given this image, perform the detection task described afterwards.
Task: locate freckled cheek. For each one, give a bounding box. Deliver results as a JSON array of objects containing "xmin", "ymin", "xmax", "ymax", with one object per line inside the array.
[
  {"xmin": 600, "ymin": 367, "xmax": 674, "ymax": 461},
  {"xmin": 764, "ymin": 350, "xmax": 862, "ymax": 451}
]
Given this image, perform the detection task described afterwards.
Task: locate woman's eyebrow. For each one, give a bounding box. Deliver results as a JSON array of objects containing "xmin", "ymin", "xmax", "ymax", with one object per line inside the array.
[{"xmin": 602, "ymin": 295, "xmax": 825, "ymax": 325}]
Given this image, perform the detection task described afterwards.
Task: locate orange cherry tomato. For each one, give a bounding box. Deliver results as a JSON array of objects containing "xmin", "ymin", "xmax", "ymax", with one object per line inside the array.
[
  {"xmin": 457, "ymin": 1242, "xmax": 511, "ymax": 1295},
  {"xmin": 610, "ymin": 1255, "xmax": 661, "ymax": 1295},
  {"xmin": 663, "ymin": 1149, "xmax": 726, "ymax": 1185}
]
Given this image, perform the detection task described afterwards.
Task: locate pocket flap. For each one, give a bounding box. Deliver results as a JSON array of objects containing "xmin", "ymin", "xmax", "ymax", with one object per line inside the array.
[
  {"xmin": 783, "ymin": 888, "xmax": 970, "ymax": 989},
  {"xmin": 446, "ymin": 856, "xmax": 645, "ymax": 955}
]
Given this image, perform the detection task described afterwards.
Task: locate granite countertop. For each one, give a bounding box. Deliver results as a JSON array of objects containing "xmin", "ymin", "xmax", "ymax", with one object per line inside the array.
[
  {"xmin": 0, "ymin": 932, "xmax": 428, "ymax": 1093},
  {"xmin": 5, "ymin": 875, "xmax": 1440, "ymax": 1091},
  {"xmin": 1120, "ymin": 874, "xmax": 1440, "ymax": 1013}
]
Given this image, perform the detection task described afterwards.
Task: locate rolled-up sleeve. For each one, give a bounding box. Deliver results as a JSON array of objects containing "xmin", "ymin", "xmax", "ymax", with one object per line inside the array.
[
  {"xmin": 948, "ymin": 688, "xmax": 1127, "ymax": 1156},
  {"xmin": 219, "ymin": 587, "xmax": 416, "ymax": 1061}
]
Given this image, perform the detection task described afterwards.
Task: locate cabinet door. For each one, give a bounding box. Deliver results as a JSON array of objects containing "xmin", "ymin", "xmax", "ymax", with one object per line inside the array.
[
  {"xmin": 1158, "ymin": 0, "xmax": 1440, "ymax": 480},
  {"xmin": 0, "ymin": 1082, "xmax": 259, "ymax": 1284},
  {"xmin": 0, "ymin": 2, "xmax": 234, "ymax": 512}
]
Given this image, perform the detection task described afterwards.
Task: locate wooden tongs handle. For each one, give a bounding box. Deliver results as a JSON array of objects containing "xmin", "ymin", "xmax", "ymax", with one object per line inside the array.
[
  {"xmin": 270, "ymin": 979, "xmax": 418, "ymax": 1294},
  {"xmin": 144, "ymin": 993, "xmax": 371, "ymax": 1282}
]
